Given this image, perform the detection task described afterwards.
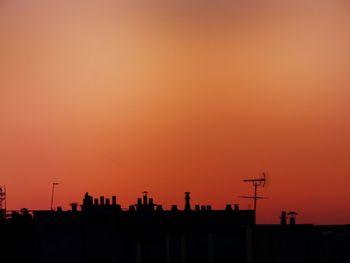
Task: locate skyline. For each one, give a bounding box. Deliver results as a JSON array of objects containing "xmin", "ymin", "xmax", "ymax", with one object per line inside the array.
[{"xmin": 1, "ymin": 1, "xmax": 350, "ymax": 224}]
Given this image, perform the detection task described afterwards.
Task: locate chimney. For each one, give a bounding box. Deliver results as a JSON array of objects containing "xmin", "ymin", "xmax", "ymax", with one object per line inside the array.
[
  {"xmin": 112, "ymin": 196, "xmax": 117, "ymax": 206},
  {"xmin": 184, "ymin": 192, "xmax": 191, "ymax": 211},
  {"xmin": 290, "ymin": 217, "xmax": 296, "ymax": 225},
  {"xmin": 143, "ymin": 191, "xmax": 148, "ymax": 205},
  {"xmin": 280, "ymin": 211, "xmax": 287, "ymax": 225},
  {"xmin": 225, "ymin": 204, "xmax": 232, "ymax": 211},
  {"xmin": 71, "ymin": 203, "xmax": 78, "ymax": 212},
  {"xmin": 149, "ymin": 198, "xmax": 154, "ymax": 211},
  {"xmin": 136, "ymin": 198, "xmax": 142, "ymax": 211},
  {"xmin": 100, "ymin": 196, "xmax": 105, "ymax": 206},
  {"xmin": 288, "ymin": 212, "xmax": 298, "ymax": 225}
]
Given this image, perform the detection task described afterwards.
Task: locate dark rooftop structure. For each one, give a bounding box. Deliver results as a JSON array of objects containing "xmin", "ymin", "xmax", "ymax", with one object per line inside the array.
[{"xmin": 0, "ymin": 192, "xmax": 349, "ymax": 263}]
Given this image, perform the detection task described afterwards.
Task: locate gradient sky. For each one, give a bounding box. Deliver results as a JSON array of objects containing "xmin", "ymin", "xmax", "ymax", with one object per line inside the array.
[{"xmin": 1, "ymin": 0, "xmax": 350, "ymax": 224}]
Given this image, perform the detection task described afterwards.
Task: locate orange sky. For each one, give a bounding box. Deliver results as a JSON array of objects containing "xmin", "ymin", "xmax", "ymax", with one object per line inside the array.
[{"xmin": 1, "ymin": 0, "xmax": 350, "ymax": 224}]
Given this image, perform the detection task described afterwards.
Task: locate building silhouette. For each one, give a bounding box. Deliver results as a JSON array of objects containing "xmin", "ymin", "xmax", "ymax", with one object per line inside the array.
[{"xmin": 0, "ymin": 192, "xmax": 349, "ymax": 263}]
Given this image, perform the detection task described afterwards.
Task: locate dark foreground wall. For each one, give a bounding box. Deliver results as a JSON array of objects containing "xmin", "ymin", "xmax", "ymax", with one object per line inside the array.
[
  {"xmin": 0, "ymin": 215, "xmax": 35, "ymax": 262},
  {"xmin": 1, "ymin": 212, "xmax": 350, "ymax": 263},
  {"xmin": 33, "ymin": 210, "xmax": 253, "ymax": 263},
  {"xmin": 253, "ymin": 225, "xmax": 350, "ymax": 263}
]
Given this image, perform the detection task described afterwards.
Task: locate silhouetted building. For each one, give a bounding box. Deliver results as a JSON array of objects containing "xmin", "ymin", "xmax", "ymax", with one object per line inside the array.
[{"xmin": 0, "ymin": 192, "xmax": 349, "ymax": 263}]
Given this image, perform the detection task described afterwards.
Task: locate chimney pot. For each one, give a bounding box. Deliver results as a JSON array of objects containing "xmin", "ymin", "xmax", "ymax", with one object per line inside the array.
[
  {"xmin": 100, "ymin": 196, "xmax": 105, "ymax": 206},
  {"xmin": 225, "ymin": 204, "xmax": 232, "ymax": 211},
  {"xmin": 112, "ymin": 196, "xmax": 117, "ymax": 206},
  {"xmin": 280, "ymin": 211, "xmax": 287, "ymax": 225},
  {"xmin": 288, "ymin": 212, "xmax": 298, "ymax": 225},
  {"xmin": 71, "ymin": 203, "xmax": 78, "ymax": 212}
]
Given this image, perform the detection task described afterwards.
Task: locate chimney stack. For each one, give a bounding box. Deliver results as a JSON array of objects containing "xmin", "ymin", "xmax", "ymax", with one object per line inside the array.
[
  {"xmin": 149, "ymin": 198, "xmax": 154, "ymax": 211},
  {"xmin": 280, "ymin": 211, "xmax": 287, "ymax": 225},
  {"xmin": 184, "ymin": 192, "xmax": 191, "ymax": 211},
  {"xmin": 112, "ymin": 196, "xmax": 117, "ymax": 206},
  {"xmin": 288, "ymin": 212, "xmax": 298, "ymax": 225},
  {"xmin": 143, "ymin": 191, "xmax": 148, "ymax": 205},
  {"xmin": 225, "ymin": 204, "xmax": 232, "ymax": 211},
  {"xmin": 100, "ymin": 196, "xmax": 105, "ymax": 206},
  {"xmin": 71, "ymin": 203, "xmax": 78, "ymax": 212},
  {"xmin": 137, "ymin": 198, "xmax": 142, "ymax": 211}
]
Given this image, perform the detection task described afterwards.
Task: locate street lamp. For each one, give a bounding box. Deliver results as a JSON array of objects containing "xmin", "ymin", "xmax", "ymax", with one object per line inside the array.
[{"xmin": 50, "ymin": 183, "xmax": 59, "ymax": 211}]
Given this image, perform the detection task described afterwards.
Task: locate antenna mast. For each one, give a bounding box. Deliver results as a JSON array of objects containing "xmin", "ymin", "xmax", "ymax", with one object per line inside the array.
[
  {"xmin": 0, "ymin": 185, "xmax": 6, "ymax": 219},
  {"xmin": 241, "ymin": 172, "xmax": 267, "ymax": 214}
]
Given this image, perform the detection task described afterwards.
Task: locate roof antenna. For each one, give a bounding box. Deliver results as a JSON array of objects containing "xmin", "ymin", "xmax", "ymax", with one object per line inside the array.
[
  {"xmin": 0, "ymin": 185, "xmax": 6, "ymax": 219},
  {"xmin": 241, "ymin": 172, "xmax": 268, "ymax": 217}
]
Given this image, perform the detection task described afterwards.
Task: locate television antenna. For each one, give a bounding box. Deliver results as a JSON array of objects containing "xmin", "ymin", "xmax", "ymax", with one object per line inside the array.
[{"xmin": 241, "ymin": 172, "xmax": 268, "ymax": 212}]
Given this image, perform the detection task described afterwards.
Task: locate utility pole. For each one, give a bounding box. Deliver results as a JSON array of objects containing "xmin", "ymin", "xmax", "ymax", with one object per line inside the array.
[{"xmin": 50, "ymin": 183, "xmax": 59, "ymax": 211}]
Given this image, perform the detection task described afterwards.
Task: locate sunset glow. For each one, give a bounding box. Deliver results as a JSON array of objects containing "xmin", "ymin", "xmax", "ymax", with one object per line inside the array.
[{"xmin": 1, "ymin": 1, "xmax": 350, "ymax": 224}]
